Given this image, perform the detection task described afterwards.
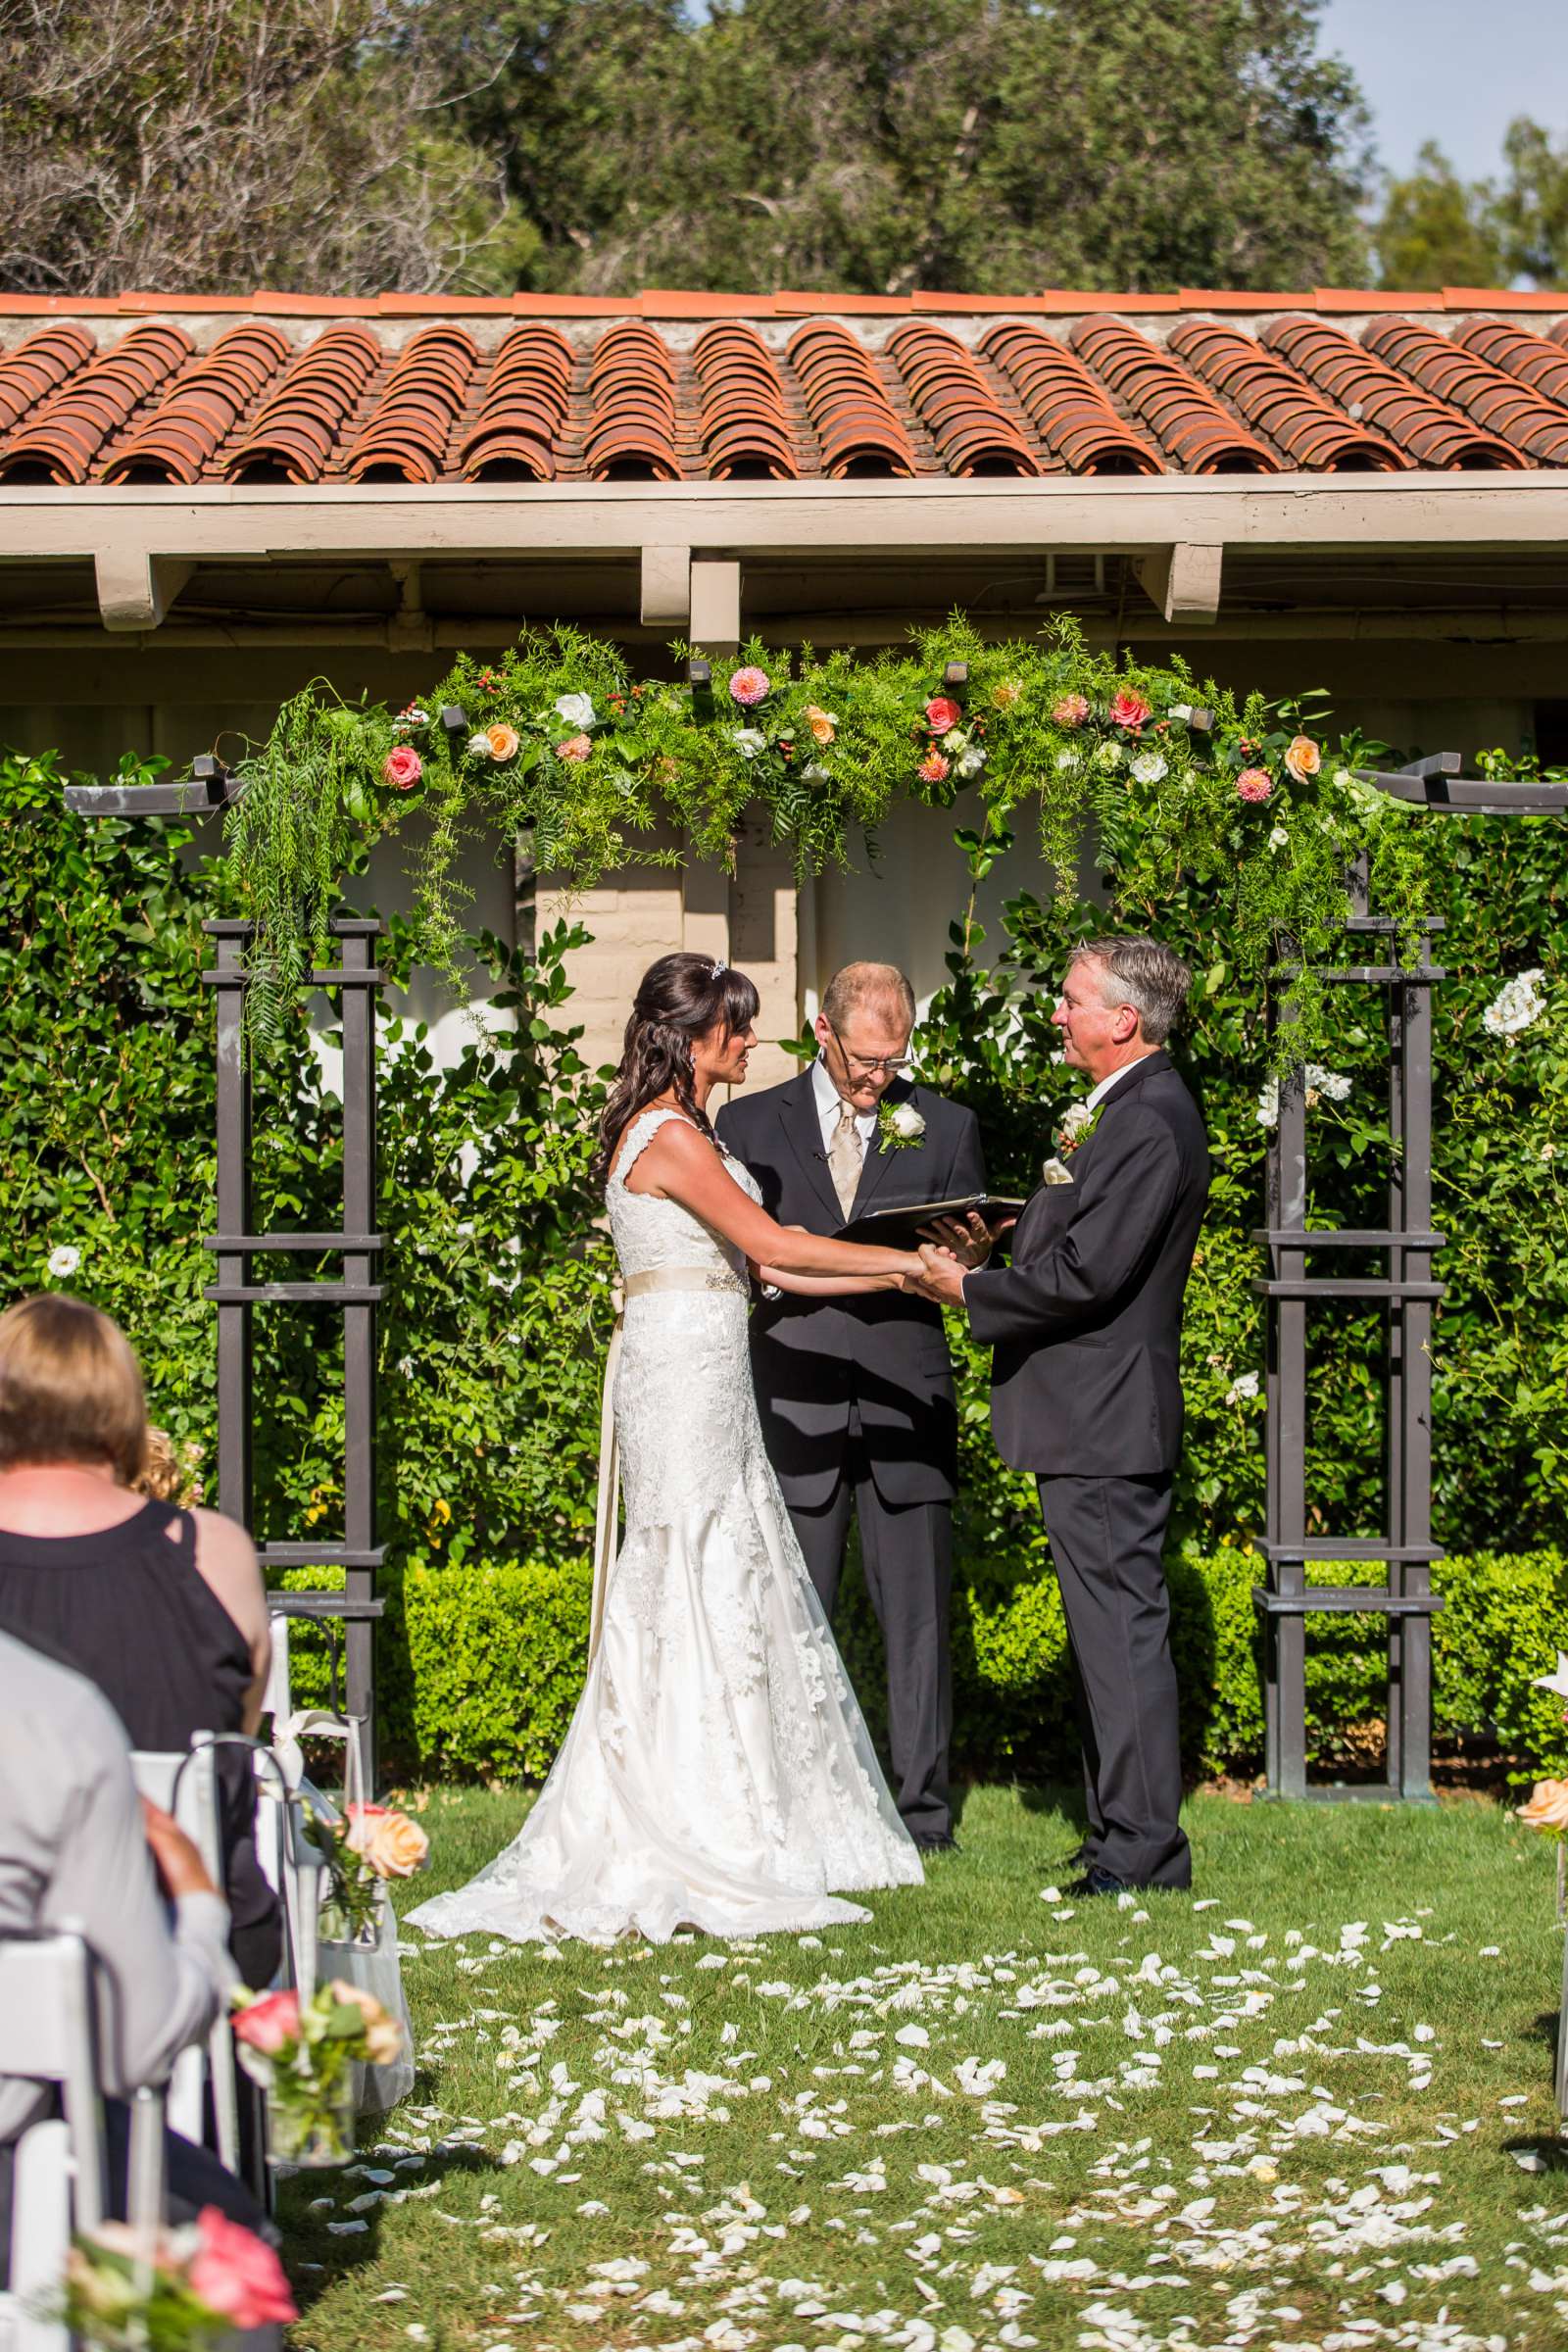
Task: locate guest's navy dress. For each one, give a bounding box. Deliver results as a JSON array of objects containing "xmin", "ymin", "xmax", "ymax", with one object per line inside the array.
[{"xmin": 0, "ymin": 1498, "xmax": 282, "ymax": 1987}]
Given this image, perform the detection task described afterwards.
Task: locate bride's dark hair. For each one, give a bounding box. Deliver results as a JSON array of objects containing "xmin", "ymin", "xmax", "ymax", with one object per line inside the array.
[{"xmin": 595, "ymin": 951, "xmax": 761, "ymax": 1182}]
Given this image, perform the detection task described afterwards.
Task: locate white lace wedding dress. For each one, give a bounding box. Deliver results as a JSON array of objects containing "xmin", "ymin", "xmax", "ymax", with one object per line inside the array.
[{"xmin": 410, "ymin": 1106, "xmax": 922, "ymax": 1944}]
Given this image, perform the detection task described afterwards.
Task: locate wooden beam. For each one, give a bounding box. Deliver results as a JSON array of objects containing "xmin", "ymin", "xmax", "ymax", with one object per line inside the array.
[
  {"xmin": 1133, "ymin": 541, "xmax": 1223, "ymax": 625},
  {"xmin": 92, "ymin": 548, "xmax": 192, "ymax": 631},
  {"xmin": 689, "ymin": 557, "xmax": 742, "ymax": 653},
  {"xmin": 639, "ymin": 544, "xmax": 690, "ymax": 627}
]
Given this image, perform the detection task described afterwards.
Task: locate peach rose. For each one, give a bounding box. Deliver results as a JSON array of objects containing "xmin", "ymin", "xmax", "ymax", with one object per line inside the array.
[
  {"xmin": 802, "ymin": 703, "xmax": 837, "ymax": 746},
  {"xmin": 1108, "ymin": 689, "xmax": 1152, "ymax": 731},
  {"xmin": 1518, "ymin": 1779, "xmax": 1568, "ymax": 1832},
  {"xmin": 1052, "ymin": 693, "xmax": 1090, "ymax": 727},
  {"xmin": 346, "ymin": 1802, "xmax": 429, "ymax": 1878},
  {"xmin": 556, "ymin": 733, "xmax": 592, "ymax": 762},
  {"xmin": 231, "ymin": 1988, "xmax": 300, "ymax": 2056},
  {"xmin": 326, "ymin": 1979, "xmax": 405, "ymax": 2066},
  {"xmin": 1236, "ymin": 768, "xmax": 1273, "ymax": 805},
  {"xmin": 188, "ymin": 2209, "xmax": 298, "ymax": 2328},
  {"xmin": 1284, "ymin": 733, "xmax": 1322, "ymax": 783},
  {"xmin": 918, "ymin": 751, "xmax": 951, "ymax": 784},
  {"xmin": 924, "ymin": 696, "xmax": 962, "ymax": 734},
  {"xmin": 485, "ymin": 722, "xmax": 520, "ymax": 762},
  {"xmin": 381, "ymin": 746, "xmax": 422, "ymax": 791}
]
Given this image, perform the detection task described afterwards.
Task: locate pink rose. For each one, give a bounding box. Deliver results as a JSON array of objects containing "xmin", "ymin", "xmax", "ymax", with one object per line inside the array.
[
  {"xmin": 918, "ymin": 751, "xmax": 951, "ymax": 784},
  {"xmin": 1108, "ymin": 689, "xmax": 1152, "ymax": 731},
  {"xmin": 188, "ymin": 2209, "xmax": 298, "ymax": 2329},
  {"xmin": 231, "ymin": 1987, "xmax": 299, "ymax": 2056},
  {"xmin": 556, "ymin": 733, "xmax": 592, "ymax": 762},
  {"xmin": 1236, "ymin": 768, "xmax": 1273, "ymax": 805},
  {"xmin": 924, "ymin": 696, "xmax": 962, "ymax": 734},
  {"xmin": 1052, "ymin": 693, "xmax": 1090, "ymax": 727},
  {"xmin": 728, "ymin": 665, "xmax": 770, "ymax": 707},
  {"xmin": 381, "ymin": 745, "xmax": 422, "ymax": 791}
]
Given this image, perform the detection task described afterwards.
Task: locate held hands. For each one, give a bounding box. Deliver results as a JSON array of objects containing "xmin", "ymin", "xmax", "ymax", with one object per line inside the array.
[
  {"xmin": 904, "ymin": 1243, "xmax": 969, "ymax": 1308},
  {"xmin": 917, "ymin": 1207, "xmax": 997, "ymax": 1269}
]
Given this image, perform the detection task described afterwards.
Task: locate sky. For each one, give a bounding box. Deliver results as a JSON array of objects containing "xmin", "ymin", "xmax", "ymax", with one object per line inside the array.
[{"xmin": 1319, "ymin": 0, "xmax": 1568, "ymax": 183}]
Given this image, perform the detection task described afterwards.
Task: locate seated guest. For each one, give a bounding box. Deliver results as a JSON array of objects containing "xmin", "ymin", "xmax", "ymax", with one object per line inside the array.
[
  {"xmin": 0, "ymin": 1619, "xmax": 272, "ymax": 2274},
  {"xmin": 0, "ymin": 1297, "xmax": 281, "ymax": 1990}
]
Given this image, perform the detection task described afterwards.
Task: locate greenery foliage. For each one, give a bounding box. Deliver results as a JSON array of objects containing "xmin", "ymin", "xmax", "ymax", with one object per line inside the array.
[
  {"xmin": 224, "ymin": 617, "xmax": 1433, "ymax": 1070},
  {"xmin": 1374, "ymin": 120, "xmax": 1568, "ymax": 291}
]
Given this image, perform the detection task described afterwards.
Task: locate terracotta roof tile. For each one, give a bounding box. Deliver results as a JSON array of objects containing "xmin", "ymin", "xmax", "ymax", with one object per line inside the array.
[
  {"xmin": 786, "ymin": 320, "xmax": 917, "ymax": 477},
  {"xmin": 883, "ymin": 322, "xmax": 1039, "ymax": 475},
  {"xmin": 1069, "ymin": 317, "xmax": 1279, "ymax": 472},
  {"xmin": 1362, "ymin": 315, "xmax": 1568, "ymax": 465},
  {"xmin": 1261, "ymin": 317, "xmax": 1526, "ymax": 468},
  {"xmin": 0, "ymin": 293, "xmax": 1564, "ymax": 490},
  {"xmin": 1451, "ymin": 315, "xmax": 1568, "ymax": 409},
  {"xmin": 0, "ymin": 320, "xmax": 191, "ymax": 482},
  {"xmin": 691, "ymin": 322, "xmax": 798, "ymax": 479},
  {"xmin": 1166, "ymin": 318, "xmax": 1404, "ymax": 471},
  {"xmin": 978, "ymin": 322, "xmax": 1161, "ymax": 474}
]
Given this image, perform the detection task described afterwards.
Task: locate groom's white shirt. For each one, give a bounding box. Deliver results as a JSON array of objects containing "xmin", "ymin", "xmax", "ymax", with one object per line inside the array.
[
  {"xmin": 1084, "ymin": 1051, "xmax": 1157, "ymax": 1117},
  {"xmin": 812, "ymin": 1054, "xmax": 879, "ymax": 1152}
]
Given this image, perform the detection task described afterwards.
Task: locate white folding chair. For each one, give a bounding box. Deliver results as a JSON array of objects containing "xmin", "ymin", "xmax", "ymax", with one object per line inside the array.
[
  {"xmin": 128, "ymin": 1738, "xmax": 240, "ymax": 2175},
  {"xmin": 255, "ymin": 1614, "xmax": 330, "ymax": 2000},
  {"xmin": 0, "ymin": 1933, "xmax": 105, "ymax": 2352}
]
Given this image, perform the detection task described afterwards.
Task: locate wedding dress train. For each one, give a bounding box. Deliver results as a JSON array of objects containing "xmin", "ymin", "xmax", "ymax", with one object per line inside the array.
[{"xmin": 409, "ymin": 1106, "xmax": 922, "ymax": 1944}]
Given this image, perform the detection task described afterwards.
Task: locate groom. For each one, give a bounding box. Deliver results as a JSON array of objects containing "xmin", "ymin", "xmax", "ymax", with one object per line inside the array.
[
  {"xmin": 913, "ymin": 936, "xmax": 1208, "ymax": 1894},
  {"xmin": 715, "ymin": 961, "xmax": 987, "ymax": 1851}
]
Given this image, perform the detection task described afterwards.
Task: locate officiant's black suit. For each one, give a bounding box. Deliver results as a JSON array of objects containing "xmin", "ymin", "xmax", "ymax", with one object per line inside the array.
[
  {"xmin": 962, "ymin": 1050, "xmax": 1208, "ymax": 1889},
  {"xmin": 715, "ymin": 1069, "xmax": 984, "ymax": 1843}
]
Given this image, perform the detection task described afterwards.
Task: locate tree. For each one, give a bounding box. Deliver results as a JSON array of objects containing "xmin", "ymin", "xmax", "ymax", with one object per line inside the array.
[
  {"xmin": 1374, "ymin": 119, "xmax": 1568, "ymax": 292},
  {"xmin": 470, "ymin": 0, "xmax": 1376, "ymax": 295},
  {"xmin": 0, "ymin": 0, "xmax": 536, "ymax": 294}
]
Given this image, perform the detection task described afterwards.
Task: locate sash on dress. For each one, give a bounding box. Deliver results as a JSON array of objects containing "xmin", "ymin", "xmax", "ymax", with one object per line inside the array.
[{"xmin": 590, "ymin": 1262, "xmax": 751, "ymax": 1661}]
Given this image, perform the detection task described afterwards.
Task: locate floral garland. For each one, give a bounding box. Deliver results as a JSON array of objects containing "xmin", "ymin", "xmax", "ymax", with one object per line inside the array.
[{"xmin": 222, "ymin": 616, "xmax": 1431, "ymax": 1062}]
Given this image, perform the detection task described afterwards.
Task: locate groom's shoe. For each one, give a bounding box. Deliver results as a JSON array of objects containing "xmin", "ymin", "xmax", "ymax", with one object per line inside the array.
[
  {"xmin": 913, "ymin": 1831, "xmax": 959, "ymax": 1854},
  {"xmin": 1066, "ymin": 1865, "xmax": 1131, "ymax": 1898}
]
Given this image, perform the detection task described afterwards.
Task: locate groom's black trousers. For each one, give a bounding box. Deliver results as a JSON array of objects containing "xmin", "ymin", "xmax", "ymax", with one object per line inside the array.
[
  {"xmin": 787, "ymin": 1401, "xmax": 953, "ymax": 1843},
  {"xmin": 1037, "ymin": 1471, "xmax": 1191, "ymax": 1890}
]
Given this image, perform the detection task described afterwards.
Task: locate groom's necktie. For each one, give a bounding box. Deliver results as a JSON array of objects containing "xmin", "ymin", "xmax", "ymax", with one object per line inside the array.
[{"xmin": 828, "ymin": 1097, "xmax": 864, "ymax": 1220}]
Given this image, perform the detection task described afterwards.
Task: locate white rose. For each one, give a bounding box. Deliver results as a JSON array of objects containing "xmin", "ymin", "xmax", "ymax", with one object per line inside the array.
[
  {"xmin": 1226, "ymin": 1370, "xmax": 1260, "ymax": 1405},
  {"xmin": 1130, "ymin": 752, "xmax": 1167, "ymax": 785},
  {"xmin": 1168, "ymin": 703, "xmax": 1192, "ymax": 723},
  {"xmin": 801, "ymin": 760, "xmax": 829, "ymax": 781},
  {"xmin": 554, "ymin": 692, "xmax": 596, "ymax": 730},
  {"xmin": 1268, "ymin": 825, "xmax": 1290, "ymax": 852},
  {"xmin": 1095, "ymin": 739, "xmax": 1123, "ymax": 768},
  {"xmin": 47, "ymin": 1244, "xmax": 80, "ymax": 1279},
  {"xmin": 1255, "ymin": 1078, "xmax": 1280, "ymax": 1130},
  {"xmin": 466, "ymin": 732, "xmax": 492, "ymax": 758},
  {"xmin": 731, "ymin": 728, "xmax": 767, "ymax": 760},
  {"xmin": 1059, "ymin": 1101, "xmax": 1095, "ymax": 1141},
  {"xmin": 942, "ymin": 727, "xmax": 968, "ymax": 753},
  {"xmin": 1305, "ymin": 1065, "xmax": 1351, "ymax": 1103},
  {"xmin": 956, "ymin": 746, "xmax": 987, "ymax": 779},
  {"xmin": 1482, "ymin": 968, "xmax": 1546, "ymax": 1038},
  {"xmin": 889, "ymin": 1103, "xmax": 925, "ymax": 1141}
]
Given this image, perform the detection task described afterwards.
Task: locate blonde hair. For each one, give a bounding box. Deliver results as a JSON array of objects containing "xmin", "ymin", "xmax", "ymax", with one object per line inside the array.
[
  {"xmin": 0, "ymin": 1295, "xmax": 148, "ymax": 1486},
  {"xmin": 135, "ymin": 1426, "xmax": 204, "ymax": 1506}
]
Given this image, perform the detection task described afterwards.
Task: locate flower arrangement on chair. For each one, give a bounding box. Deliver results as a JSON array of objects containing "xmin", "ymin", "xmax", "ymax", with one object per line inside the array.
[
  {"xmin": 59, "ymin": 2207, "xmax": 295, "ymax": 2349},
  {"xmin": 232, "ymin": 1981, "xmax": 404, "ymax": 2167},
  {"xmin": 302, "ymin": 1799, "xmax": 430, "ymax": 1944}
]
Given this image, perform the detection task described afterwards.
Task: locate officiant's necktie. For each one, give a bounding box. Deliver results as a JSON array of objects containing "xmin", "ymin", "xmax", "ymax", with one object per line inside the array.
[{"xmin": 829, "ymin": 1097, "xmax": 864, "ymax": 1219}]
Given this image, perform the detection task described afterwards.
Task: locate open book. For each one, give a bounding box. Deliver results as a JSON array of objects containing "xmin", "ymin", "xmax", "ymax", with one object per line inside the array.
[{"xmin": 835, "ymin": 1193, "xmax": 1027, "ymax": 1249}]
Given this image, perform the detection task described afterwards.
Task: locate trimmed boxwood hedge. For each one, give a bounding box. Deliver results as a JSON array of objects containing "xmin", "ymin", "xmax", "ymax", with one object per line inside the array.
[{"xmin": 276, "ymin": 1544, "xmax": 1568, "ymax": 1789}]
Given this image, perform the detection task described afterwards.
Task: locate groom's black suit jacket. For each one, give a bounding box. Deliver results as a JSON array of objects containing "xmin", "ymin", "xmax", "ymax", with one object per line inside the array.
[
  {"xmin": 715, "ymin": 1068, "xmax": 985, "ymax": 1508},
  {"xmin": 963, "ymin": 1051, "xmax": 1209, "ymax": 1477}
]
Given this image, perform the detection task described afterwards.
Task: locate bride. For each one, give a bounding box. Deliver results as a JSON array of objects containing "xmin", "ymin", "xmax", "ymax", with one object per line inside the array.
[{"xmin": 411, "ymin": 951, "xmax": 926, "ymax": 1944}]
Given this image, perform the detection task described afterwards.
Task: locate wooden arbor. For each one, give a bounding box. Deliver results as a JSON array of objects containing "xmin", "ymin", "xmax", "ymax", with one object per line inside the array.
[
  {"xmin": 64, "ymin": 748, "xmax": 1567, "ymax": 1797},
  {"xmin": 1256, "ymin": 756, "xmax": 1568, "ymax": 1802},
  {"xmin": 64, "ymin": 760, "xmax": 384, "ymax": 1785}
]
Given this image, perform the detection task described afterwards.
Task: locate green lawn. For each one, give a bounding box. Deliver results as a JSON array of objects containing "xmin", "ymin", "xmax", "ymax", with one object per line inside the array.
[{"xmin": 283, "ymin": 1785, "xmax": 1568, "ymax": 2352}]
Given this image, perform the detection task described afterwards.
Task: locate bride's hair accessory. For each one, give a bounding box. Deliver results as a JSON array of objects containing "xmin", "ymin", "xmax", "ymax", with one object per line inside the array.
[{"xmin": 710, "ymin": 957, "xmax": 727, "ymax": 978}]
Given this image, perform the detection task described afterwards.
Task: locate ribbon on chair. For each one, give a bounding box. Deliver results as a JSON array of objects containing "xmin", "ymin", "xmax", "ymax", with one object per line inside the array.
[{"xmin": 588, "ymin": 1262, "xmax": 750, "ymax": 1663}]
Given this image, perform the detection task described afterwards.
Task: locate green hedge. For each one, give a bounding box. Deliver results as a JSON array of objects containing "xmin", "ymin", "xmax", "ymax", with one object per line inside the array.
[{"xmin": 278, "ymin": 1545, "xmax": 1568, "ymax": 1788}]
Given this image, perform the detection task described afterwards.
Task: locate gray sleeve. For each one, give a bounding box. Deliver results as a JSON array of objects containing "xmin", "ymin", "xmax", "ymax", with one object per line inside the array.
[{"xmin": 45, "ymin": 1698, "xmax": 235, "ymax": 2097}]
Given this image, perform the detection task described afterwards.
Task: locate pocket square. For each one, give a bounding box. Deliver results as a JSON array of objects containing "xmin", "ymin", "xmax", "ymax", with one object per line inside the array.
[{"xmin": 1042, "ymin": 1156, "xmax": 1074, "ymax": 1186}]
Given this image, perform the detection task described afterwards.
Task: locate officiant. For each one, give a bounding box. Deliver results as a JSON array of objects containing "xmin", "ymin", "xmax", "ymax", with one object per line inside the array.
[{"xmin": 715, "ymin": 961, "xmax": 989, "ymax": 1851}]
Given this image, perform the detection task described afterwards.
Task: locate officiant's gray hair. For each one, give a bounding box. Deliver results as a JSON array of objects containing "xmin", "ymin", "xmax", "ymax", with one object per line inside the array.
[{"xmin": 1069, "ymin": 937, "xmax": 1192, "ymax": 1046}]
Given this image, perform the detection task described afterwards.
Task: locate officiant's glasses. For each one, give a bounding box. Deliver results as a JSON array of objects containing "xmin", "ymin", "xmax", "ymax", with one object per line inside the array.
[{"xmin": 825, "ymin": 1019, "xmax": 912, "ymax": 1077}]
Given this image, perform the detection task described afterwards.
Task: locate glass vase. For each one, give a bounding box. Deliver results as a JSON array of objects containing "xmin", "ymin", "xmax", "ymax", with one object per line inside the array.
[{"xmin": 267, "ymin": 2087, "xmax": 355, "ymax": 2170}]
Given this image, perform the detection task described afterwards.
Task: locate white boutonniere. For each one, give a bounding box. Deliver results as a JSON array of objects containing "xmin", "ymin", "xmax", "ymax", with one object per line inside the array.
[
  {"xmin": 1054, "ymin": 1100, "xmax": 1102, "ymax": 1158},
  {"xmin": 879, "ymin": 1100, "xmax": 926, "ymax": 1152}
]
